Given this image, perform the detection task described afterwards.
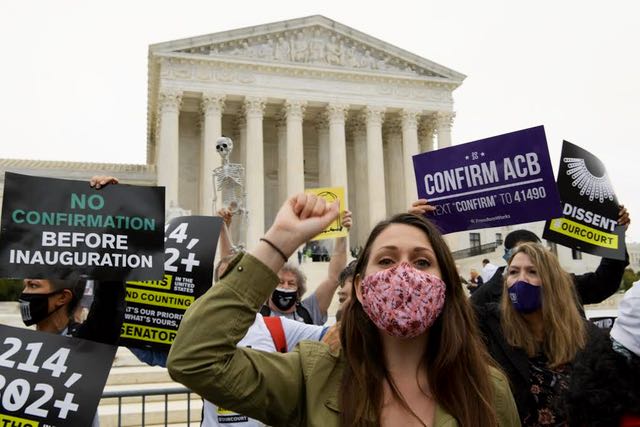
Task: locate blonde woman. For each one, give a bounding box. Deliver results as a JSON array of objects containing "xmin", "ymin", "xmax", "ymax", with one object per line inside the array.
[{"xmin": 476, "ymin": 242, "xmax": 609, "ymax": 426}]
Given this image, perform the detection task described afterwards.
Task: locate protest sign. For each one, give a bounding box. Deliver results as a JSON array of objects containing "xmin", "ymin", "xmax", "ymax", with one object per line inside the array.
[
  {"xmin": 120, "ymin": 216, "xmax": 222, "ymax": 351},
  {"xmin": 0, "ymin": 324, "xmax": 116, "ymax": 427},
  {"xmin": 304, "ymin": 187, "xmax": 347, "ymax": 241},
  {"xmin": 413, "ymin": 126, "xmax": 562, "ymax": 234},
  {"xmin": 542, "ymin": 141, "xmax": 625, "ymax": 260},
  {"xmin": 0, "ymin": 172, "xmax": 165, "ymax": 281}
]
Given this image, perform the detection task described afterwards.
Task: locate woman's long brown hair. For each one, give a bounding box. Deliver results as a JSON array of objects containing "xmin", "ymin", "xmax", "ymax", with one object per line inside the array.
[
  {"xmin": 500, "ymin": 243, "xmax": 587, "ymax": 367},
  {"xmin": 339, "ymin": 213, "xmax": 499, "ymax": 426}
]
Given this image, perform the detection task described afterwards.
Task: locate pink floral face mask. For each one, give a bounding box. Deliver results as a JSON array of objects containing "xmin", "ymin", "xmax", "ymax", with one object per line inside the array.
[{"xmin": 360, "ymin": 262, "xmax": 446, "ymax": 339}]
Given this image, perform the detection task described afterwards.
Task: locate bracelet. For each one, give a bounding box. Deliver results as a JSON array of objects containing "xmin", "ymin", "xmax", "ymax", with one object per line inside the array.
[{"xmin": 259, "ymin": 238, "xmax": 288, "ymax": 262}]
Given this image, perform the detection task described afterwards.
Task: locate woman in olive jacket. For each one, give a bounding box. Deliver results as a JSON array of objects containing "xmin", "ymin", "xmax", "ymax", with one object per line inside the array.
[{"xmin": 168, "ymin": 194, "xmax": 519, "ymax": 427}]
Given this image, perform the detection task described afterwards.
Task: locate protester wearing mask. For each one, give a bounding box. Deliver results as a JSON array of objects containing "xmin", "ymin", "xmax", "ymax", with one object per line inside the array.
[
  {"xmin": 19, "ymin": 277, "xmax": 125, "ymax": 345},
  {"xmin": 408, "ymin": 199, "xmax": 631, "ymax": 310},
  {"xmin": 259, "ymin": 210, "xmax": 352, "ymax": 325},
  {"xmin": 475, "ymin": 242, "xmax": 610, "ymax": 425},
  {"xmin": 168, "ymin": 194, "xmax": 519, "ymax": 426}
]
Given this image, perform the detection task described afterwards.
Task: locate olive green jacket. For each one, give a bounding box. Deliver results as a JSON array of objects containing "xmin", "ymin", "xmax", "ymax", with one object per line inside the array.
[{"xmin": 168, "ymin": 253, "xmax": 520, "ymax": 427}]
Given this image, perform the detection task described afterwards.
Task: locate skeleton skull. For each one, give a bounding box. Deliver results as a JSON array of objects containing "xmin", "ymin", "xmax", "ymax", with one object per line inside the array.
[{"xmin": 215, "ymin": 137, "xmax": 234, "ymax": 160}]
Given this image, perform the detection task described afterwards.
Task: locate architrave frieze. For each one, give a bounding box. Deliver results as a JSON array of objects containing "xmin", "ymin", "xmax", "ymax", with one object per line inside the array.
[
  {"xmin": 154, "ymin": 58, "xmax": 455, "ymax": 109},
  {"xmin": 155, "ymin": 53, "xmax": 459, "ymax": 89}
]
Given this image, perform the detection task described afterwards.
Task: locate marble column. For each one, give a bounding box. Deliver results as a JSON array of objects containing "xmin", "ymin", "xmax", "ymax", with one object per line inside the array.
[
  {"xmin": 418, "ymin": 114, "xmax": 437, "ymax": 153},
  {"xmin": 327, "ymin": 104, "xmax": 349, "ymax": 199},
  {"xmin": 243, "ymin": 97, "xmax": 266, "ymax": 249},
  {"xmin": 436, "ymin": 111, "xmax": 455, "ymax": 149},
  {"xmin": 401, "ymin": 110, "xmax": 420, "ymax": 208},
  {"xmin": 276, "ymin": 115, "xmax": 288, "ymax": 205},
  {"xmin": 227, "ymin": 116, "xmax": 247, "ymax": 246},
  {"xmin": 284, "ymin": 100, "xmax": 307, "ymax": 196},
  {"xmin": 315, "ymin": 115, "xmax": 330, "ymax": 188},
  {"xmin": 365, "ymin": 106, "xmax": 387, "ymax": 228},
  {"xmin": 200, "ymin": 94, "xmax": 225, "ymax": 215},
  {"xmin": 350, "ymin": 116, "xmax": 369, "ymax": 248},
  {"xmin": 384, "ymin": 118, "xmax": 404, "ymax": 215},
  {"xmin": 156, "ymin": 90, "xmax": 182, "ymax": 210},
  {"xmin": 232, "ymin": 116, "xmax": 247, "ymax": 166}
]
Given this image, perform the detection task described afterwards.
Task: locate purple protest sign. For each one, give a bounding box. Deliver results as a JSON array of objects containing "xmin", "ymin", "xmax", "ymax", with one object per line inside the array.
[{"xmin": 413, "ymin": 126, "xmax": 562, "ymax": 234}]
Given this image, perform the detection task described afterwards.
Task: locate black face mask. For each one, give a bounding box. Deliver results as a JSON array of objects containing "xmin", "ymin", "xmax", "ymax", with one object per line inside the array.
[
  {"xmin": 19, "ymin": 291, "xmax": 62, "ymax": 326},
  {"xmin": 270, "ymin": 288, "xmax": 298, "ymax": 312}
]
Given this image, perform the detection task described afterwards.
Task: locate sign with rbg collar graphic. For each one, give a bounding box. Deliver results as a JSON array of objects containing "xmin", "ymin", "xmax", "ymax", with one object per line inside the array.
[
  {"xmin": 0, "ymin": 325, "xmax": 116, "ymax": 427},
  {"xmin": 543, "ymin": 141, "xmax": 625, "ymax": 260}
]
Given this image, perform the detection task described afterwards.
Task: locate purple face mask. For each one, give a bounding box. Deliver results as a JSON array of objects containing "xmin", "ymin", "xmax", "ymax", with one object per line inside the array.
[{"xmin": 508, "ymin": 280, "xmax": 542, "ymax": 314}]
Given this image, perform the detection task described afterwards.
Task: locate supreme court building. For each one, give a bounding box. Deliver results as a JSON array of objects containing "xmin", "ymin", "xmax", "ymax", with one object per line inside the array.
[{"xmin": 148, "ymin": 15, "xmax": 463, "ymax": 249}]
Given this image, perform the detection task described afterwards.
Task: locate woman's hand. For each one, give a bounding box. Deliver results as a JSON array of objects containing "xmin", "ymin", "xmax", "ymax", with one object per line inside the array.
[
  {"xmin": 217, "ymin": 207, "xmax": 233, "ymax": 228},
  {"xmin": 618, "ymin": 204, "xmax": 631, "ymax": 230},
  {"xmin": 263, "ymin": 193, "xmax": 339, "ymax": 257},
  {"xmin": 90, "ymin": 175, "xmax": 119, "ymax": 189},
  {"xmin": 341, "ymin": 209, "xmax": 353, "ymax": 230},
  {"xmin": 408, "ymin": 199, "xmax": 436, "ymax": 215}
]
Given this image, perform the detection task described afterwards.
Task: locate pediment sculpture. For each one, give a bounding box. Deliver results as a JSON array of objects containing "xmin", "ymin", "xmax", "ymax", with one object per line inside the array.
[{"xmin": 177, "ymin": 26, "xmax": 444, "ymax": 78}]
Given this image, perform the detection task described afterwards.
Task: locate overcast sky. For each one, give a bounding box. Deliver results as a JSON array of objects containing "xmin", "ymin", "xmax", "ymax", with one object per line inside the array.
[{"xmin": 1, "ymin": 0, "xmax": 639, "ymax": 241}]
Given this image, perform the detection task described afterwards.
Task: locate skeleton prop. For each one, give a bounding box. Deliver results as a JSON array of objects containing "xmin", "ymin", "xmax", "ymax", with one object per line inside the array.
[{"xmin": 212, "ymin": 137, "xmax": 248, "ymax": 250}]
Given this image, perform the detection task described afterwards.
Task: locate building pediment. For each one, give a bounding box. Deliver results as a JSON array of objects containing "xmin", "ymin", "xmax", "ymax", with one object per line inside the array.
[{"xmin": 150, "ymin": 15, "xmax": 465, "ymax": 82}]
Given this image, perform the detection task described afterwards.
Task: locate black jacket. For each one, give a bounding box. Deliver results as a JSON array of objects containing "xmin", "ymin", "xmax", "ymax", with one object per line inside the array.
[
  {"xmin": 475, "ymin": 303, "xmax": 609, "ymax": 422},
  {"xmin": 565, "ymin": 336, "xmax": 640, "ymax": 426},
  {"xmin": 67, "ymin": 280, "xmax": 126, "ymax": 345},
  {"xmin": 470, "ymin": 253, "xmax": 629, "ymax": 309}
]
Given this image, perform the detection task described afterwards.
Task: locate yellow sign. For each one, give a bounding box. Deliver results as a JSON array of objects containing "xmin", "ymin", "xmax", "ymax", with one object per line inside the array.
[
  {"xmin": 127, "ymin": 274, "xmax": 173, "ymax": 290},
  {"xmin": 0, "ymin": 414, "xmax": 39, "ymax": 427},
  {"xmin": 121, "ymin": 323, "xmax": 177, "ymax": 344},
  {"xmin": 125, "ymin": 287, "xmax": 194, "ymax": 310},
  {"xmin": 548, "ymin": 217, "xmax": 618, "ymax": 249},
  {"xmin": 305, "ymin": 187, "xmax": 347, "ymax": 241}
]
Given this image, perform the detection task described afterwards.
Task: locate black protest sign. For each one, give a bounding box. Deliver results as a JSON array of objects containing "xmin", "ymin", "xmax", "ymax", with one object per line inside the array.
[
  {"xmin": 0, "ymin": 324, "xmax": 116, "ymax": 427},
  {"xmin": 121, "ymin": 216, "xmax": 222, "ymax": 351},
  {"xmin": 543, "ymin": 141, "xmax": 625, "ymax": 260},
  {"xmin": 0, "ymin": 172, "xmax": 165, "ymax": 281}
]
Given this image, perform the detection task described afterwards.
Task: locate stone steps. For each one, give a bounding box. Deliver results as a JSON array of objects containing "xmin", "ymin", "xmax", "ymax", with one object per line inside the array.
[{"xmin": 106, "ymin": 365, "xmax": 172, "ymax": 386}]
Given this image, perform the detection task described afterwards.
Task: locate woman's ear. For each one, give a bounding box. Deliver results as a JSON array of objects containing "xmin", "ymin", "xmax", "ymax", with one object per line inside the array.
[
  {"xmin": 54, "ymin": 289, "xmax": 73, "ymax": 308},
  {"xmin": 354, "ymin": 274, "xmax": 364, "ymax": 304}
]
